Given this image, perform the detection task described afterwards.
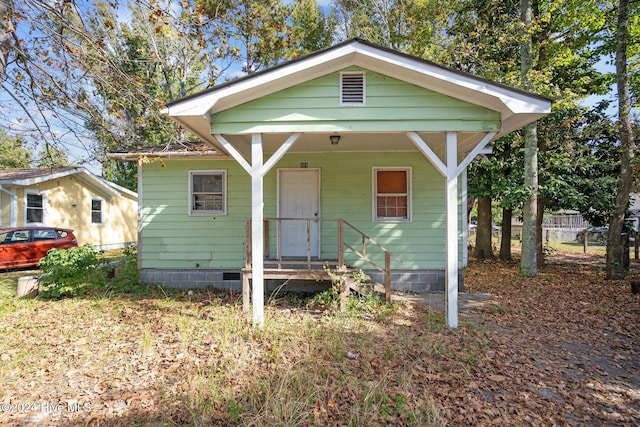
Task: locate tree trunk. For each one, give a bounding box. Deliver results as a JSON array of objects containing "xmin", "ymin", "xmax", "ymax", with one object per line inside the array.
[
  {"xmin": 0, "ymin": 0, "xmax": 14, "ymax": 80},
  {"xmin": 536, "ymin": 196, "xmax": 545, "ymax": 267},
  {"xmin": 499, "ymin": 208, "xmax": 513, "ymax": 261},
  {"xmin": 606, "ymin": 0, "xmax": 635, "ymax": 280},
  {"xmin": 520, "ymin": 0, "xmax": 538, "ymax": 277},
  {"xmin": 474, "ymin": 196, "xmax": 495, "ymax": 259}
]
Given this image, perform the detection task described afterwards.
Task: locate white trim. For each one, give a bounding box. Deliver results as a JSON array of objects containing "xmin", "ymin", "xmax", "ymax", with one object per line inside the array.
[
  {"xmin": 262, "ymin": 133, "xmax": 301, "ymax": 176},
  {"xmin": 10, "ymin": 187, "xmax": 16, "ymax": 227},
  {"xmin": 188, "ymin": 170, "xmax": 227, "ymax": 216},
  {"xmin": 455, "ymin": 132, "xmax": 497, "ymax": 177},
  {"xmin": 137, "ymin": 162, "xmax": 143, "ymax": 270},
  {"xmin": 215, "ymin": 134, "xmax": 251, "ymax": 173},
  {"xmin": 372, "ymin": 167, "xmax": 412, "ymax": 223},
  {"xmin": 0, "ymin": 167, "xmax": 123, "ymax": 199},
  {"xmin": 251, "ymin": 134, "xmax": 265, "ymax": 327},
  {"xmin": 462, "ymin": 169, "xmax": 468, "ymax": 268},
  {"xmin": 406, "ymin": 132, "xmax": 447, "ymax": 177},
  {"xmin": 90, "ymin": 197, "xmax": 105, "ymax": 226},
  {"xmin": 162, "ymin": 40, "xmax": 550, "ymax": 154},
  {"xmin": 24, "ymin": 190, "xmax": 46, "ymax": 225},
  {"xmin": 445, "ymin": 132, "xmax": 459, "ymax": 328}
]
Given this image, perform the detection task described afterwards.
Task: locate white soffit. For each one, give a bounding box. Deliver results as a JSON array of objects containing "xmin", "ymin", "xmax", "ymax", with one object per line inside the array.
[
  {"xmin": 162, "ymin": 39, "xmax": 551, "ymax": 149},
  {"xmin": 164, "ymin": 40, "xmax": 550, "ymax": 120}
]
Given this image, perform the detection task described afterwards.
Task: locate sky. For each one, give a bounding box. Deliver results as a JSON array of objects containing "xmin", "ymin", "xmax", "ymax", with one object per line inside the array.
[{"xmin": 0, "ymin": 0, "xmax": 636, "ymax": 176}]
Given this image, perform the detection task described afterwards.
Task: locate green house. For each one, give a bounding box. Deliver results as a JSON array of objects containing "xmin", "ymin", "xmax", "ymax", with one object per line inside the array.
[{"xmin": 110, "ymin": 39, "xmax": 550, "ymax": 327}]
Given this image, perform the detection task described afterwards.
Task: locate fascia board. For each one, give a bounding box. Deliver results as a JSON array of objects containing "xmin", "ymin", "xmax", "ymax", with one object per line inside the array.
[
  {"xmin": 165, "ymin": 46, "xmax": 359, "ymax": 118},
  {"xmin": 74, "ymin": 171, "xmax": 121, "ymax": 198},
  {"xmin": 0, "ymin": 168, "xmax": 122, "ymax": 199},
  {"xmin": 164, "ymin": 39, "xmax": 550, "ymax": 137},
  {"xmin": 0, "ymin": 169, "xmax": 78, "ymax": 187},
  {"xmin": 351, "ymin": 44, "xmax": 551, "ymax": 116}
]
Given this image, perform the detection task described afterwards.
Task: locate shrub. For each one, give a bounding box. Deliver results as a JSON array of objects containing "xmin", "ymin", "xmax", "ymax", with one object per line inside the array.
[
  {"xmin": 105, "ymin": 246, "xmax": 140, "ymax": 292},
  {"xmin": 38, "ymin": 245, "xmax": 105, "ymax": 298}
]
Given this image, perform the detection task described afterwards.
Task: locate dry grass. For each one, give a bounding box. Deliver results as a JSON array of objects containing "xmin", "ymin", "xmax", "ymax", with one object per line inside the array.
[
  {"xmin": 0, "ymin": 274, "xmax": 452, "ymax": 426},
  {"xmin": 1, "ymin": 250, "xmax": 637, "ymax": 426}
]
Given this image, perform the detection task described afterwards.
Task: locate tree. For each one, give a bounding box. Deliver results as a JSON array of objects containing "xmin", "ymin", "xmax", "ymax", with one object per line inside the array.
[
  {"xmin": 469, "ymin": 157, "xmax": 496, "ymax": 259},
  {"xmin": 0, "ymin": 129, "xmax": 32, "ymax": 168},
  {"xmin": 196, "ymin": 0, "xmax": 291, "ymax": 74},
  {"xmin": 82, "ymin": 2, "xmax": 209, "ymax": 189},
  {"xmin": 607, "ymin": 0, "xmax": 636, "ymax": 279},
  {"xmin": 520, "ymin": 0, "xmax": 538, "ymax": 277},
  {"xmin": 290, "ymin": 0, "xmax": 336, "ymax": 55},
  {"xmin": 0, "ymin": 0, "xmax": 13, "ymax": 80},
  {"xmin": 37, "ymin": 146, "xmax": 68, "ymax": 168}
]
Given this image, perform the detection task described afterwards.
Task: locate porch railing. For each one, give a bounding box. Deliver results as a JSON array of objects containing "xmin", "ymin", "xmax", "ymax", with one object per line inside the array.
[{"xmin": 244, "ymin": 218, "xmax": 399, "ymax": 301}]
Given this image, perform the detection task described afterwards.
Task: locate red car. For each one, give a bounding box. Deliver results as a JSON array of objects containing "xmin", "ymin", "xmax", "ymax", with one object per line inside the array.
[{"xmin": 0, "ymin": 227, "xmax": 78, "ymax": 269}]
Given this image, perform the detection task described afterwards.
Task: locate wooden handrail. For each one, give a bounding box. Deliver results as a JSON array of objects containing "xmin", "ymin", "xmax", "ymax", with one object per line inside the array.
[{"xmin": 245, "ymin": 217, "xmax": 400, "ymax": 302}]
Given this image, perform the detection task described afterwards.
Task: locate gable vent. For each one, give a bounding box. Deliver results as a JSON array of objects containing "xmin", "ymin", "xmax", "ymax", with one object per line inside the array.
[{"xmin": 340, "ymin": 72, "xmax": 365, "ymax": 105}]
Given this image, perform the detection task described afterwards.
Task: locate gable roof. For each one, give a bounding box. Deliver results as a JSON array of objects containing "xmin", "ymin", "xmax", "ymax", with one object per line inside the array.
[
  {"xmin": 163, "ymin": 38, "xmax": 551, "ymax": 152},
  {"xmin": 0, "ymin": 167, "xmax": 137, "ymax": 200}
]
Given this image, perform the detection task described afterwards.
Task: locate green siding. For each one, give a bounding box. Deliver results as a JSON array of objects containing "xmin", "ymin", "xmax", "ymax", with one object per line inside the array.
[
  {"xmin": 140, "ymin": 153, "xmax": 464, "ymax": 271},
  {"xmin": 211, "ymin": 68, "xmax": 501, "ymax": 133},
  {"xmin": 140, "ymin": 160, "xmax": 250, "ymax": 269}
]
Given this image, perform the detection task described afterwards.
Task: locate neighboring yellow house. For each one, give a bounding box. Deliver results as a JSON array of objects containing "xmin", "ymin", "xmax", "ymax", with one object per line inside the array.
[{"xmin": 0, "ymin": 167, "xmax": 137, "ymax": 250}]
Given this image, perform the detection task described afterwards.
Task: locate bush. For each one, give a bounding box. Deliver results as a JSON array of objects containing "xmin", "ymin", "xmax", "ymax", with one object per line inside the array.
[
  {"xmin": 105, "ymin": 246, "xmax": 140, "ymax": 292},
  {"xmin": 38, "ymin": 245, "xmax": 105, "ymax": 298}
]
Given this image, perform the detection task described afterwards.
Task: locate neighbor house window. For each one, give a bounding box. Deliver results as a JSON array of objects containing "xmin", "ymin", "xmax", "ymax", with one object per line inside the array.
[
  {"xmin": 373, "ymin": 168, "xmax": 411, "ymax": 222},
  {"xmin": 91, "ymin": 198, "xmax": 104, "ymax": 225},
  {"xmin": 189, "ymin": 171, "xmax": 226, "ymax": 215},
  {"xmin": 340, "ymin": 71, "xmax": 365, "ymax": 105},
  {"xmin": 25, "ymin": 191, "xmax": 45, "ymax": 224}
]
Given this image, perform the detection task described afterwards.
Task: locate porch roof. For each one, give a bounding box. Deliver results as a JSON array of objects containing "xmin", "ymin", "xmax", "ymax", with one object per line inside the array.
[{"xmin": 162, "ymin": 38, "xmax": 551, "ymax": 158}]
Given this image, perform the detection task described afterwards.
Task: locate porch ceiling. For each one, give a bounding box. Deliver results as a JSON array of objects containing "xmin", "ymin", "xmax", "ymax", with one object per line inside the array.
[{"xmin": 216, "ymin": 132, "xmax": 485, "ymax": 161}]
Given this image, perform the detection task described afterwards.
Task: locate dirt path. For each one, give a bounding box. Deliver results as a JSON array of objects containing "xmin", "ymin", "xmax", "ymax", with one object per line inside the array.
[{"xmin": 456, "ymin": 254, "xmax": 640, "ymax": 425}]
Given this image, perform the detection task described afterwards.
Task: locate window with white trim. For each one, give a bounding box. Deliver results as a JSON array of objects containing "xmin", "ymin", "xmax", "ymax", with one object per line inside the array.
[
  {"xmin": 26, "ymin": 191, "xmax": 45, "ymax": 224},
  {"xmin": 340, "ymin": 71, "xmax": 365, "ymax": 105},
  {"xmin": 91, "ymin": 198, "xmax": 104, "ymax": 225},
  {"xmin": 373, "ymin": 168, "xmax": 411, "ymax": 222},
  {"xmin": 189, "ymin": 171, "xmax": 226, "ymax": 215}
]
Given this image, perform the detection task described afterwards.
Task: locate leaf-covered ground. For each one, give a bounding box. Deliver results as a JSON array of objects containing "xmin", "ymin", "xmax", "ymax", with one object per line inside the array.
[
  {"xmin": 0, "ymin": 252, "xmax": 638, "ymax": 426},
  {"xmin": 463, "ymin": 253, "xmax": 640, "ymax": 426}
]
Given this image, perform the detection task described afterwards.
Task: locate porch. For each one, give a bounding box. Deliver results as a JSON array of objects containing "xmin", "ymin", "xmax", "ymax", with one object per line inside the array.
[{"xmin": 242, "ymin": 217, "xmax": 397, "ymax": 312}]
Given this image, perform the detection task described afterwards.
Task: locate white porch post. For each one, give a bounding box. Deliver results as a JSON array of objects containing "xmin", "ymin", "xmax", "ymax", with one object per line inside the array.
[
  {"xmin": 462, "ymin": 169, "xmax": 468, "ymax": 268},
  {"xmin": 445, "ymin": 132, "xmax": 459, "ymax": 328},
  {"xmin": 215, "ymin": 133, "xmax": 300, "ymax": 327},
  {"xmin": 251, "ymin": 134, "xmax": 265, "ymax": 327}
]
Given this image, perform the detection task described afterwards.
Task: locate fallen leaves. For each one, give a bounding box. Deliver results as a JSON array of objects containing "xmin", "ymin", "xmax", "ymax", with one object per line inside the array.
[{"xmin": 0, "ymin": 254, "xmax": 638, "ymax": 425}]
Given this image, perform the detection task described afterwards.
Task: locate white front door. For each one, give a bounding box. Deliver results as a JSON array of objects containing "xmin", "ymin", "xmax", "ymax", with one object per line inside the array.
[{"xmin": 279, "ymin": 169, "xmax": 320, "ymax": 257}]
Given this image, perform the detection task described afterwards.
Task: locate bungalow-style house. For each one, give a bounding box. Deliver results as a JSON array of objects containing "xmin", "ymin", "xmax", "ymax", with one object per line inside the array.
[
  {"xmin": 110, "ymin": 39, "xmax": 550, "ymax": 327},
  {"xmin": 0, "ymin": 167, "xmax": 138, "ymax": 250}
]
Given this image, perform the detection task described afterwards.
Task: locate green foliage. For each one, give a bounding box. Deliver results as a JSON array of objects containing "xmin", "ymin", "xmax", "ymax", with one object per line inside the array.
[
  {"xmin": 38, "ymin": 245, "xmax": 105, "ymax": 298},
  {"xmin": 37, "ymin": 145, "xmax": 69, "ymax": 168},
  {"xmin": 103, "ymin": 246, "xmax": 140, "ymax": 293},
  {"xmin": 0, "ymin": 130, "xmax": 32, "ymax": 168},
  {"xmin": 311, "ymin": 266, "xmax": 391, "ymax": 316},
  {"xmin": 290, "ymin": 0, "xmax": 336, "ymax": 55}
]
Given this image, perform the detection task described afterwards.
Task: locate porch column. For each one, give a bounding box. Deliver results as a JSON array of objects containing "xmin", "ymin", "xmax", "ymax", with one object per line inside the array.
[
  {"xmin": 251, "ymin": 134, "xmax": 265, "ymax": 327},
  {"xmin": 215, "ymin": 133, "xmax": 301, "ymax": 327},
  {"xmin": 445, "ymin": 132, "xmax": 459, "ymax": 328},
  {"xmin": 462, "ymin": 169, "xmax": 468, "ymax": 268}
]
